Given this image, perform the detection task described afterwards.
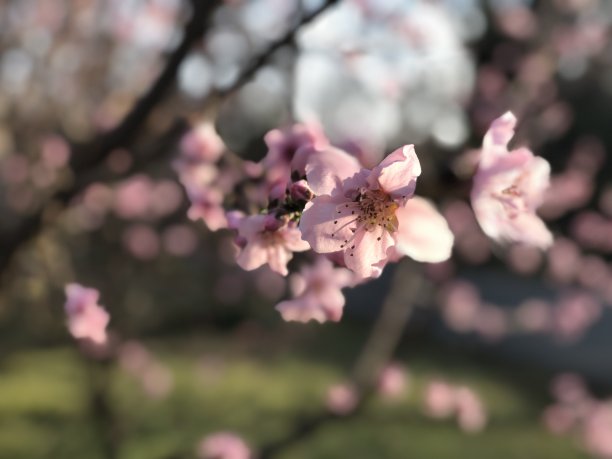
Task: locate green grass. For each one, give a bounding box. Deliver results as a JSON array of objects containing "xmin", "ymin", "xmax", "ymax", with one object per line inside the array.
[{"xmin": 0, "ymin": 330, "xmax": 589, "ymax": 459}]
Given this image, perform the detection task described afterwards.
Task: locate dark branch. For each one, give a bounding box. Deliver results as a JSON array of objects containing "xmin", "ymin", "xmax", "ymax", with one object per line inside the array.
[
  {"xmin": 214, "ymin": 0, "xmax": 341, "ymax": 98},
  {"xmin": 0, "ymin": 0, "xmax": 220, "ymax": 278}
]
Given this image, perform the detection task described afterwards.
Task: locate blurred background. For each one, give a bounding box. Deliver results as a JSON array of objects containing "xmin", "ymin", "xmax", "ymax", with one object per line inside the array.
[{"xmin": 1, "ymin": 0, "xmax": 612, "ymax": 457}]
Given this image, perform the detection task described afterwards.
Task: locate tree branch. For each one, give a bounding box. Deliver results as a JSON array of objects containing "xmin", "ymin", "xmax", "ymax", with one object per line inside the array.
[{"xmin": 258, "ymin": 260, "xmax": 422, "ymax": 459}]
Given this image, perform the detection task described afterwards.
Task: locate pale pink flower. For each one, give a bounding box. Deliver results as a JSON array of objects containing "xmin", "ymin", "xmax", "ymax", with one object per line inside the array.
[
  {"xmin": 64, "ymin": 284, "xmax": 109, "ymax": 345},
  {"xmin": 180, "ymin": 122, "xmax": 225, "ymax": 164},
  {"xmin": 235, "ymin": 215, "xmax": 310, "ymax": 276},
  {"xmin": 423, "ymin": 380, "xmax": 456, "ymax": 419},
  {"xmin": 542, "ymin": 404, "xmax": 578, "ymax": 435},
  {"xmin": 197, "ymin": 432, "xmax": 251, "ymax": 459},
  {"xmin": 262, "ymin": 122, "xmax": 329, "ymax": 187},
  {"xmin": 275, "ymin": 257, "xmax": 354, "ymax": 323},
  {"xmin": 583, "ymin": 403, "xmax": 612, "ymax": 459},
  {"xmin": 326, "ymin": 383, "xmax": 358, "ymax": 416},
  {"xmin": 300, "ymin": 145, "xmax": 453, "ymax": 279},
  {"xmin": 455, "ymin": 386, "xmax": 488, "ymax": 433},
  {"xmin": 186, "ymin": 182, "xmax": 228, "ymax": 232},
  {"xmin": 377, "ymin": 363, "xmax": 408, "ymax": 399},
  {"xmin": 471, "ymin": 112, "xmax": 553, "ymax": 249}
]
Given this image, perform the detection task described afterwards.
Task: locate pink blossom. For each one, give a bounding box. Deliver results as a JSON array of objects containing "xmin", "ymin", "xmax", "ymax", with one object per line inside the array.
[
  {"xmin": 583, "ymin": 403, "xmax": 612, "ymax": 459},
  {"xmin": 377, "ymin": 363, "xmax": 408, "ymax": 399},
  {"xmin": 186, "ymin": 185, "xmax": 228, "ymax": 232},
  {"xmin": 235, "ymin": 215, "xmax": 310, "ymax": 276},
  {"xmin": 275, "ymin": 257, "xmax": 354, "ymax": 323},
  {"xmin": 197, "ymin": 432, "xmax": 251, "ymax": 459},
  {"xmin": 300, "ymin": 145, "xmax": 453, "ymax": 279},
  {"xmin": 423, "ymin": 380, "xmax": 456, "ymax": 419},
  {"xmin": 262, "ymin": 122, "xmax": 329, "ymax": 188},
  {"xmin": 471, "ymin": 112, "xmax": 553, "ymax": 249},
  {"xmin": 64, "ymin": 284, "xmax": 109, "ymax": 345},
  {"xmin": 326, "ymin": 383, "xmax": 358, "ymax": 416},
  {"xmin": 455, "ymin": 386, "xmax": 488, "ymax": 433},
  {"xmin": 180, "ymin": 122, "xmax": 224, "ymax": 164}
]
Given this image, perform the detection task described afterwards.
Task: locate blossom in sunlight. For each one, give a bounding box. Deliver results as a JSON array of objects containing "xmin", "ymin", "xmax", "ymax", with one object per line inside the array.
[
  {"xmin": 471, "ymin": 112, "xmax": 553, "ymax": 249},
  {"xmin": 235, "ymin": 215, "xmax": 310, "ymax": 276},
  {"xmin": 64, "ymin": 283, "xmax": 109, "ymax": 345},
  {"xmin": 300, "ymin": 144, "xmax": 453, "ymax": 279},
  {"xmin": 275, "ymin": 257, "xmax": 354, "ymax": 323},
  {"xmin": 197, "ymin": 432, "xmax": 251, "ymax": 459}
]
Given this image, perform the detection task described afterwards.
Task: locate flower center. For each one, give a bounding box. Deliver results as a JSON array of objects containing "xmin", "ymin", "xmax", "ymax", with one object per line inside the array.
[{"xmin": 356, "ymin": 189, "xmax": 399, "ymax": 232}]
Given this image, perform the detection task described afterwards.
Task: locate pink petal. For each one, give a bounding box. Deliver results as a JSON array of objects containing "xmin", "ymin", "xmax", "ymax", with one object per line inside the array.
[
  {"xmin": 369, "ymin": 144, "xmax": 421, "ymax": 201},
  {"xmin": 344, "ymin": 228, "xmax": 394, "ymax": 279},
  {"xmin": 481, "ymin": 111, "xmax": 517, "ymax": 167},
  {"xmin": 394, "ymin": 197, "xmax": 454, "ymax": 263},
  {"xmin": 304, "ymin": 146, "xmax": 362, "ymax": 196},
  {"xmin": 299, "ymin": 196, "xmax": 355, "ymax": 253},
  {"xmin": 236, "ymin": 239, "xmax": 268, "ymax": 271}
]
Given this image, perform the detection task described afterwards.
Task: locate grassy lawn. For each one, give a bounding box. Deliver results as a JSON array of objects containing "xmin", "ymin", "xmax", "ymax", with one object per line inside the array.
[{"xmin": 0, "ymin": 326, "xmax": 590, "ymax": 459}]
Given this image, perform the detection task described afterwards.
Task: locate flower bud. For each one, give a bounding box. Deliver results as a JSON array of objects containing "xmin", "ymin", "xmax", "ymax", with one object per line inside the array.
[{"xmin": 290, "ymin": 180, "xmax": 313, "ymax": 202}]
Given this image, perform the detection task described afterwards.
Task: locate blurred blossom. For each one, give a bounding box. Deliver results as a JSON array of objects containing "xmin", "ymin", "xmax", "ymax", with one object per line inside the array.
[
  {"xmin": 542, "ymin": 404, "xmax": 577, "ymax": 435},
  {"xmin": 275, "ymin": 257, "xmax": 353, "ymax": 323},
  {"xmin": 423, "ymin": 380, "xmax": 457, "ymax": 419},
  {"xmin": 471, "ymin": 112, "xmax": 553, "ymax": 249},
  {"xmin": 439, "ymin": 280, "xmax": 481, "ymax": 333},
  {"xmin": 41, "ymin": 135, "xmax": 70, "ymax": 169},
  {"xmin": 141, "ymin": 363, "xmax": 174, "ymax": 399},
  {"xmin": 507, "ymin": 244, "xmax": 543, "ymax": 275},
  {"xmin": 162, "ymin": 224, "xmax": 198, "ymax": 257},
  {"xmin": 122, "ymin": 224, "xmax": 161, "ymax": 260},
  {"xmin": 423, "ymin": 380, "xmax": 487, "ymax": 432},
  {"xmin": 455, "ymin": 386, "xmax": 488, "ymax": 433},
  {"xmin": 553, "ymin": 291, "xmax": 602, "ymax": 342},
  {"xmin": 326, "ymin": 383, "xmax": 358, "ymax": 416},
  {"xmin": 1, "ymin": 155, "xmax": 30, "ymax": 185},
  {"xmin": 473, "ymin": 304, "xmax": 508, "ymax": 342},
  {"xmin": 515, "ymin": 299, "xmax": 553, "ymax": 333},
  {"xmin": 180, "ymin": 122, "xmax": 225, "ymax": 164},
  {"xmin": 540, "ymin": 171, "xmax": 593, "ymax": 220},
  {"xmin": 197, "ymin": 432, "xmax": 251, "ymax": 459},
  {"xmin": 64, "ymin": 283, "xmax": 109, "ymax": 345},
  {"xmin": 546, "ymin": 237, "xmax": 581, "ymax": 284},
  {"xmin": 151, "ymin": 180, "xmax": 183, "ymax": 218},
  {"xmin": 114, "ymin": 175, "xmax": 154, "ymax": 220},
  {"xmin": 551, "ymin": 373, "xmax": 589, "ymax": 405},
  {"xmin": 377, "ymin": 363, "xmax": 408, "ymax": 399}
]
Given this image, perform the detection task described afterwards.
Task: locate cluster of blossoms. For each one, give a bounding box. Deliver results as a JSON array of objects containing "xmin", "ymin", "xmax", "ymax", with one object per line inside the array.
[
  {"xmin": 62, "ymin": 111, "xmax": 555, "ymax": 332},
  {"xmin": 423, "ymin": 379, "xmax": 488, "ymax": 433},
  {"xmin": 544, "ymin": 374, "xmax": 612, "ymax": 459},
  {"xmin": 173, "ymin": 120, "xmax": 459, "ymax": 323}
]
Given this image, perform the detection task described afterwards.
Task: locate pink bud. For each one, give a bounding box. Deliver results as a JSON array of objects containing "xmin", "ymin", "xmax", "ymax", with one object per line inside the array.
[{"xmin": 290, "ymin": 179, "xmax": 313, "ymax": 202}]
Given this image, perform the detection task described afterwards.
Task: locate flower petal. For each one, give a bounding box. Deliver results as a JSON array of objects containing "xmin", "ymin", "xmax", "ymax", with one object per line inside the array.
[
  {"xmin": 369, "ymin": 144, "xmax": 421, "ymax": 201},
  {"xmin": 299, "ymin": 196, "xmax": 356, "ymax": 253},
  {"xmin": 304, "ymin": 146, "xmax": 362, "ymax": 196},
  {"xmin": 394, "ymin": 196, "xmax": 454, "ymax": 263},
  {"xmin": 344, "ymin": 227, "xmax": 394, "ymax": 279}
]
